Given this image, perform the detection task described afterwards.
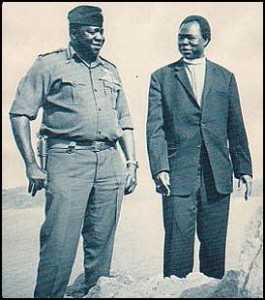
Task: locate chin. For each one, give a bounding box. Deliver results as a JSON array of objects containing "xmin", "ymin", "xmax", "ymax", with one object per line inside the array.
[
  {"xmin": 92, "ymin": 49, "xmax": 101, "ymax": 55},
  {"xmin": 183, "ymin": 54, "xmax": 194, "ymax": 59}
]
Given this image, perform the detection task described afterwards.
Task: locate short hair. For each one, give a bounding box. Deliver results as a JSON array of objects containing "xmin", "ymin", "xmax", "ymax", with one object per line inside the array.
[{"xmin": 180, "ymin": 15, "xmax": 211, "ymax": 43}]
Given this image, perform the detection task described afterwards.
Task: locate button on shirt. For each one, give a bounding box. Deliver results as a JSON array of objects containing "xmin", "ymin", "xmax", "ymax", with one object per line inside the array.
[
  {"xmin": 183, "ymin": 57, "xmax": 206, "ymax": 106},
  {"xmin": 9, "ymin": 45, "xmax": 134, "ymax": 142}
]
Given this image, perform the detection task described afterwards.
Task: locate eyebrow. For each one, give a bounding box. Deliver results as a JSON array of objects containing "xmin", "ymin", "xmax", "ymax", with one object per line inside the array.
[
  {"xmin": 81, "ymin": 26, "xmax": 103, "ymax": 31},
  {"xmin": 178, "ymin": 33, "xmax": 198, "ymax": 38}
]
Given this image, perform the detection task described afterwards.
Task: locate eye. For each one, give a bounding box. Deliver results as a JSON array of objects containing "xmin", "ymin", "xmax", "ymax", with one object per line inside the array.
[
  {"xmin": 178, "ymin": 34, "xmax": 196, "ymax": 41},
  {"xmin": 85, "ymin": 28, "xmax": 104, "ymax": 35}
]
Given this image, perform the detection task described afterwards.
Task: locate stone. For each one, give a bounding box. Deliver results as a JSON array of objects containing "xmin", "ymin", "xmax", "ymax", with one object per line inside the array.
[
  {"xmin": 237, "ymin": 206, "xmax": 263, "ymax": 298},
  {"xmin": 65, "ymin": 206, "xmax": 263, "ymax": 298}
]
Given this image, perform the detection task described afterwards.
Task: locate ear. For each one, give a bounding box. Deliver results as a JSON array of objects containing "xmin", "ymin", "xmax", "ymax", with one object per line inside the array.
[
  {"xmin": 203, "ymin": 38, "xmax": 209, "ymax": 47},
  {"xmin": 70, "ymin": 29, "xmax": 77, "ymax": 40},
  {"xmin": 70, "ymin": 33, "xmax": 76, "ymax": 40}
]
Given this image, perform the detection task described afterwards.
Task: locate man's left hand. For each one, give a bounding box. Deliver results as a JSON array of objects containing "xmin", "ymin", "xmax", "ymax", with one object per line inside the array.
[
  {"xmin": 238, "ymin": 174, "xmax": 252, "ymax": 200},
  {"xmin": 124, "ymin": 164, "xmax": 137, "ymax": 195}
]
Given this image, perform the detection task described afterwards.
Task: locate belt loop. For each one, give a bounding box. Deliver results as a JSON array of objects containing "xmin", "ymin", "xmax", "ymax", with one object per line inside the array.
[{"xmin": 67, "ymin": 141, "xmax": 76, "ymax": 153}]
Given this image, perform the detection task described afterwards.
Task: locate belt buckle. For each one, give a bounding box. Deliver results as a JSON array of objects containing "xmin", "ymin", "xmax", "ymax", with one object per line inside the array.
[
  {"xmin": 67, "ymin": 141, "xmax": 76, "ymax": 153},
  {"xmin": 92, "ymin": 141, "xmax": 102, "ymax": 152}
]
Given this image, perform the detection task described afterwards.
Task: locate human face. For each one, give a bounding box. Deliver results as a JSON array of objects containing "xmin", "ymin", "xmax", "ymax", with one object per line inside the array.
[
  {"xmin": 178, "ymin": 21, "xmax": 208, "ymax": 59},
  {"xmin": 72, "ymin": 25, "xmax": 105, "ymax": 57}
]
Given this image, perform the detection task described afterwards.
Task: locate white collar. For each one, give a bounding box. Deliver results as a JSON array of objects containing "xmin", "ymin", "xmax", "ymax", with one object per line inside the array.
[{"xmin": 183, "ymin": 56, "xmax": 206, "ymax": 65}]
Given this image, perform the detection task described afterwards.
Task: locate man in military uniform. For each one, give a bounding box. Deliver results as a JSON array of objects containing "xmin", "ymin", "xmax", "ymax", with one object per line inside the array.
[{"xmin": 9, "ymin": 5, "xmax": 138, "ymax": 298}]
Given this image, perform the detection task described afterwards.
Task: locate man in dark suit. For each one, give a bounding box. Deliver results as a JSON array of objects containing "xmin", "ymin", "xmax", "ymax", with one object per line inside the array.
[{"xmin": 146, "ymin": 15, "xmax": 252, "ymax": 280}]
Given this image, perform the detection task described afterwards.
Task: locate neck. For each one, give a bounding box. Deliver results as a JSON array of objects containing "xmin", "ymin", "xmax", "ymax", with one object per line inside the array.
[
  {"xmin": 183, "ymin": 56, "xmax": 206, "ymax": 65},
  {"xmin": 79, "ymin": 52, "xmax": 98, "ymax": 63},
  {"xmin": 71, "ymin": 42, "xmax": 98, "ymax": 63}
]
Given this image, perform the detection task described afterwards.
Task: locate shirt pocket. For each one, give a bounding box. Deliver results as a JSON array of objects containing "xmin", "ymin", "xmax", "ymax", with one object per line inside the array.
[
  {"xmin": 102, "ymin": 80, "xmax": 121, "ymax": 109},
  {"xmin": 60, "ymin": 75, "xmax": 87, "ymax": 105}
]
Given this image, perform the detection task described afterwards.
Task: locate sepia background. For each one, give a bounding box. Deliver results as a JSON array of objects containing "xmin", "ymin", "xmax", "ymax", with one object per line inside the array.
[
  {"xmin": 2, "ymin": 2, "xmax": 263, "ymax": 298},
  {"xmin": 3, "ymin": 1, "xmax": 263, "ymax": 189}
]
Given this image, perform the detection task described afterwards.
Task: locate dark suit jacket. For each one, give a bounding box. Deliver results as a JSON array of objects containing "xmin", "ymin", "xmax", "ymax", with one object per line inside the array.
[{"xmin": 146, "ymin": 58, "xmax": 252, "ymax": 195}]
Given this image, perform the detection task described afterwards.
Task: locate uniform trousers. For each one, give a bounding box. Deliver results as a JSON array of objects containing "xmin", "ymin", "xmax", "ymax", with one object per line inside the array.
[
  {"xmin": 34, "ymin": 146, "xmax": 126, "ymax": 298},
  {"xmin": 162, "ymin": 148, "xmax": 230, "ymax": 279}
]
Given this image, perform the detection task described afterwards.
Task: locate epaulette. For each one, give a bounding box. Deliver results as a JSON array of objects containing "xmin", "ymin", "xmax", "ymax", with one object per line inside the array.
[
  {"xmin": 100, "ymin": 56, "xmax": 117, "ymax": 68},
  {"xmin": 38, "ymin": 48, "xmax": 66, "ymax": 57}
]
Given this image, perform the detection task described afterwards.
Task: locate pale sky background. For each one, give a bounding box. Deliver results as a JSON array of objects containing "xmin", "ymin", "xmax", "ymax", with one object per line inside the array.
[{"xmin": 2, "ymin": 2, "xmax": 263, "ymax": 190}]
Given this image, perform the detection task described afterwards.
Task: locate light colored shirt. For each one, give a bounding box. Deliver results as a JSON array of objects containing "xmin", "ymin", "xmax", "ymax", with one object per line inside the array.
[
  {"xmin": 183, "ymin": 56, "xmax": 206, "ymax": 106},
  {"xmin": 9, "ymin": 44, "xmax": 134, "ymax": 142}
]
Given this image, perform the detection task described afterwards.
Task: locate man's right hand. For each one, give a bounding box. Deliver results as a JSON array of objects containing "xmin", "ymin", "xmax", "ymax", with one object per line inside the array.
[
  {"xmin": 155, "ymin": 171, "xmax": 171, "ymax": 197},
  {"xmin": 26, "ymin": 163, "xmax": 47, "ymax": 197}
]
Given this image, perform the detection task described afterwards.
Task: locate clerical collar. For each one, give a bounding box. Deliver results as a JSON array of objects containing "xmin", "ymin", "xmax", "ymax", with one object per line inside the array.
[{"xmin": 183, "ymin": 56, "xmax": 206, "ymax": 65}]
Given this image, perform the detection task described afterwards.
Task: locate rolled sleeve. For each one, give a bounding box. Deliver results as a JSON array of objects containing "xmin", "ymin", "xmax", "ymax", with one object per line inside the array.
[
  {"xmin": 117, "ymin": 90, "xmax": 134, "ymax": 129},
  {"xmin": 9, "ymin": 57, "xmax": 50, "ymax": 120},
  {"xmin": 115, "ymin": 71, "xmax": 134, "ymax": 130}
]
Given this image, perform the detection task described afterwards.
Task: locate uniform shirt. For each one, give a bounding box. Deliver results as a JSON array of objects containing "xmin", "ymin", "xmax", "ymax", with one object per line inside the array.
[
  {"xmin": 183, "ymin": 56, "xmax": 206, "ymax": 106},
  {"xmin": 9, "ymin": 44, "xmax": 134, "ymax": 142}
]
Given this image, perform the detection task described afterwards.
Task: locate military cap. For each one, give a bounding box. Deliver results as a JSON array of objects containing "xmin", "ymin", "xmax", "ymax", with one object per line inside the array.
[{"xmin": 68, "ymin": 5, "xmax": 103, "ymax": 26}]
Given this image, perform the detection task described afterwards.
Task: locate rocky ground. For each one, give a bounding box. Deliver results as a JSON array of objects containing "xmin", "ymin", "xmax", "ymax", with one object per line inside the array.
[
  {"xmin": 2, "ymin": 186, "xmax": 263, "ymax": 298},
  {"xmin": 66, "ymin": 202, "xmax": 263, "ymax": 298}
]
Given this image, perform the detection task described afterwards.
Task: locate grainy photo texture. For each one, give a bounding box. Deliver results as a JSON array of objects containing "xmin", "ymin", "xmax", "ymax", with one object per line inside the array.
[{"xmin": 3, "ymin": 2, "xmax": 263, "ymax": 298}]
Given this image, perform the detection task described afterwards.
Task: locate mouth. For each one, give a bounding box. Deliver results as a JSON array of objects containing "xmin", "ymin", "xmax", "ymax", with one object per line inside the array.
[
  {"xmin": 91, "ymin": 44, "xmax": 103, "ymax": 50},
  {"xmin": 181, "ymin": 48, "xmax": 192, "ymax": 53}
]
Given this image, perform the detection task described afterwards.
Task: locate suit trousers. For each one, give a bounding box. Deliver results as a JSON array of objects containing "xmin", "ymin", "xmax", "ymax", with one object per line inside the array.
[
  {"xmin": 34, "ymin": 146, "xmax": 126, "ymax": 298},
  {"xmin": 162, "ymin": 147, "xmax": 230, "ymax": 279}
]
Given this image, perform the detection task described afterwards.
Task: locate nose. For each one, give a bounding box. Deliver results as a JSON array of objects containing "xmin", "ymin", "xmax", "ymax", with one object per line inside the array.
[
  {"xmin": 94, "ymin": 32, "xmax": 104, "ymax": 40},
  {"xmin": 180, "ymin": 37, "xmax": 189, "ymax": 45}
]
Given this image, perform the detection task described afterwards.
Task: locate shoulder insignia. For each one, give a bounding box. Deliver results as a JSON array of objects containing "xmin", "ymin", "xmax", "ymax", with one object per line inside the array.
[
  {"xmin": 38, "ymin": 48, "xmax": 66, "ymax": 57},
  {"xmin": 100, "ymin": 56, "xmax": 117, "ymax": 68}
]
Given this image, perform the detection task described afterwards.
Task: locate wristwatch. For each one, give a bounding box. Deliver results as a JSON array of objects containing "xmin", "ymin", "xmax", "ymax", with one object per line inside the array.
[{"xmin": 126, "ymin": 160, "xmax": 139, "ymax": 168}]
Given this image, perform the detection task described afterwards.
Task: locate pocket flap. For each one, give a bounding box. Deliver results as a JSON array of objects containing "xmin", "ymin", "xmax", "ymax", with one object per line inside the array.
[
  {"xmin": 102, "ymin": 79, "xmax": 121, "ymax": 91},
  {"xmin": 61, "ymin": 76, "xmax": 86, "ymax": 86}
]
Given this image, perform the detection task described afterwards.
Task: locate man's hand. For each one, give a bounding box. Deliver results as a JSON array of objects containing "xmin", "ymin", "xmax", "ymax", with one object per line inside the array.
[
  {"xmin": 124, "ymin": 164, "xmax": 137, "ymax": 195},
  {"xmin": 26, "ymin": 163, "xmax": 47, "ymax": 197},
  {"xmin": 238, "ymin": 174, "xmax": 252, "ymax": 200},
  {"xmin": 155, "ymin": 171, "xmax": 171, "ymax": 197}
]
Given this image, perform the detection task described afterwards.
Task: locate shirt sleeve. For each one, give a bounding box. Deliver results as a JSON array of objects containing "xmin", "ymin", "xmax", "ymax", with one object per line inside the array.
[
  {"xmin": 9, "ymin": 57, "xmax": 51, "ymax": 120},
  {"xmin": 114, "ymin": 69, "xmax": 134, "ymax": 130}
]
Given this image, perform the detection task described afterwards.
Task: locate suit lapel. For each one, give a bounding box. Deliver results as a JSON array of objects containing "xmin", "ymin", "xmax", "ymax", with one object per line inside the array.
[
  {"xmin": 173, "ymin": 59, "xmax": 216, "ymax": 110},
  {"xmin": 201, "ymin": 60, "xmax": 216, "ymax": 108},
  {"xmin": 174, "ymin": 60, "xmax": 198, "ymax": 107}
]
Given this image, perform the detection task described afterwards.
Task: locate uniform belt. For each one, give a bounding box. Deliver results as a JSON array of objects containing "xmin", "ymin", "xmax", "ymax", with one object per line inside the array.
[{"xmin": 48, "ymin": 138, "xmax": 116, "ymax": 152}]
